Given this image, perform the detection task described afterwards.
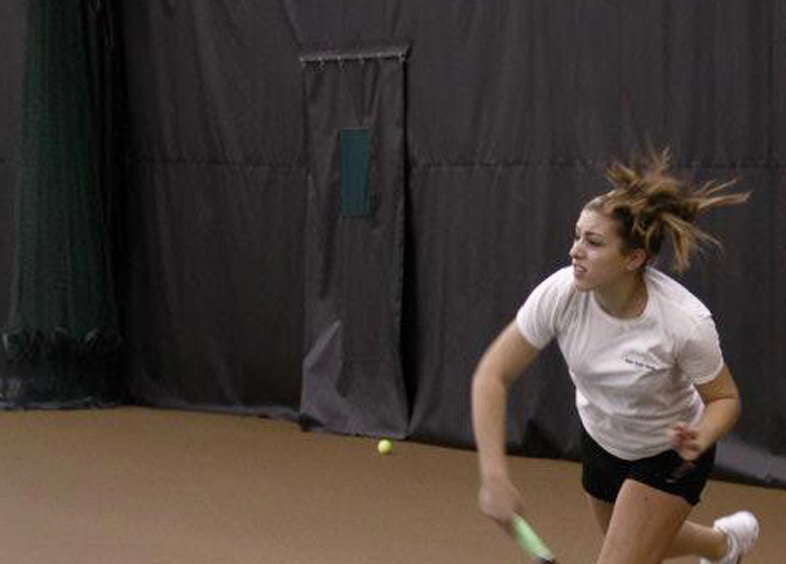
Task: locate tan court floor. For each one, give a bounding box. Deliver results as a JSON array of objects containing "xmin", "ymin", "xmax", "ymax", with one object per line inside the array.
[{"xmin": 0, "ymin": 407, "xmax": 781, "ymax": 564}]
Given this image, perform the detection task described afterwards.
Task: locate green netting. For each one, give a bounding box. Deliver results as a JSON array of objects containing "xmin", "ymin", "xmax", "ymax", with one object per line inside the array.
[{"xmin": 3, "ymin": 0, "xmax": 119, "ymax": 363}]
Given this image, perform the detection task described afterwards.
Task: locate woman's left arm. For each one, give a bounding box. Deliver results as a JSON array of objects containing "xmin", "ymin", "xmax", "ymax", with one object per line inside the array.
[{"xmin": 671, "ymin": 365, "xmax": 741, "ymax": 461}]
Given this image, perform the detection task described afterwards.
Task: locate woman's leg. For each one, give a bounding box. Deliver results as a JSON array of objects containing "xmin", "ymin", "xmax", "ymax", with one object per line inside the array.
[
  {"xmin": 596, "ymin": 479, "xmax": 691, "ymax": 564},
  {"xmin": 586, "ymin": 492, "xmax": 727, "ymax": 560},
  {"xmin": 666, "ymin": 520, "xmax": 727, "ymax": 560}
]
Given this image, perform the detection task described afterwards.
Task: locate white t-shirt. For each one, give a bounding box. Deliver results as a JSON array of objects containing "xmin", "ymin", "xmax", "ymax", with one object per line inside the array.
[{"xmin": 516, "ymin": 266, "xmax": 725, "ymax": 460}]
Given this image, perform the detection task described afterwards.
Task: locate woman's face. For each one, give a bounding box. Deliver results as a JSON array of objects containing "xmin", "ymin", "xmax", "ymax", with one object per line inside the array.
[{"xmin": 569, "ymin": 209, "xmax": 641, "ymax": 292}]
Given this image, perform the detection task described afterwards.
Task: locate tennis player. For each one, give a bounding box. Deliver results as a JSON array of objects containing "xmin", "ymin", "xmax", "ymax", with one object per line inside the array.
[{"xmin": 472, "ymin": 150, "xmax": 759, "ymax": 564}]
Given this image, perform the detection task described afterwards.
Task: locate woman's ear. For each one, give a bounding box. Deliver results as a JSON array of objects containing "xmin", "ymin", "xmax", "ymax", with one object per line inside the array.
[{"xmin": 626, "ymin": 248, "xmax": 648, "ymax": 271}]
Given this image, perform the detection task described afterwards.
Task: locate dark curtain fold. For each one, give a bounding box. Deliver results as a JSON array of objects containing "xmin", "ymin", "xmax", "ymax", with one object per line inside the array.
[{"xmin": 299, "ymin": 46, "xmax": 410, "ymax": 437}]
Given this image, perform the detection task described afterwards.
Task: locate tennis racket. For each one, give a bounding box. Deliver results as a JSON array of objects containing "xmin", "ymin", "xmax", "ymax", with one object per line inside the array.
[{"xmin": 513, "ymin": 514, "xmax": 557, "ymax": 564}]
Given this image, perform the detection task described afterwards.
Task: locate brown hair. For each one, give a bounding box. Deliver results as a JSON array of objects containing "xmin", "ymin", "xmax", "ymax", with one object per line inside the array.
[{"xmin": 585, "ymin": 149, "xmax": 750, "ymax": 272}]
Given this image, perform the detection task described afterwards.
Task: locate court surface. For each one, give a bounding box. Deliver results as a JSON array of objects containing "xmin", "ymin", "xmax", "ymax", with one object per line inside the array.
[{"xmin": 0, "ymin": 407, "xmax": 780, "ymax": 563}]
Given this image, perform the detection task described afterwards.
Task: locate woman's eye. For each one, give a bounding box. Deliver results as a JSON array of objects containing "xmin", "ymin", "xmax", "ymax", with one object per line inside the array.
[{"xmin": 574, "ymin": 233, "xmax": 601, "ymax": 246}]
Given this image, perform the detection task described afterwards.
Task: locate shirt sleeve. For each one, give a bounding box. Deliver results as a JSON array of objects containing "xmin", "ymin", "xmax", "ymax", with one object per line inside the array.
[
  {"xmin": 677, "ymin": 316, "xmax": 725, "ymax": 385},
  {"xmin": 515, "ymin": 269, "xmax": 569, "ymax": 349}
]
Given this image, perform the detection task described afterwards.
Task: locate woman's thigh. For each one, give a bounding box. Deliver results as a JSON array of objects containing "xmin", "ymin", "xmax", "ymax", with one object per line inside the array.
[{"xmin": 597, "ymin": 479, "xmax": 692, "ymax": 564}]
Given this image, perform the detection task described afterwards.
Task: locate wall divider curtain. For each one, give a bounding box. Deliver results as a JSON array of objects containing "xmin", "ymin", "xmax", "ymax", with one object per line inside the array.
[{"xmin": 299, "ymin": 46, "xmax": 410, "ymax": 437}]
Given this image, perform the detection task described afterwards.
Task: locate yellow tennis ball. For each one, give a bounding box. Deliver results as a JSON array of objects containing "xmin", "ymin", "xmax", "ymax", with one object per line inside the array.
[{"xmin": 377, "ymin": 439, "xmax": 393, "ymax": 455}]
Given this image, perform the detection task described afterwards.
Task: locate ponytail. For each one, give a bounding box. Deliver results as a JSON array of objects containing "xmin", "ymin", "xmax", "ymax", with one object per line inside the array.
[{"xmin": 586, "ymin": 149, "xmax": 749, "ymax": 272}]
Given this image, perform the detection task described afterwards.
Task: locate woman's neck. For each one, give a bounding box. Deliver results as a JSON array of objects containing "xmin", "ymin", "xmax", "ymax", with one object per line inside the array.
[{"xmin": 593, "ymin": 272, "xmax": 648, "ymax": 319}]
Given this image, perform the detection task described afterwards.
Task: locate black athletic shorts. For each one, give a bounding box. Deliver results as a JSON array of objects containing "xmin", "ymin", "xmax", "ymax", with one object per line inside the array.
[{"xmin": 580, "ymin": 428, "xmax": 716, "ymax": 506}]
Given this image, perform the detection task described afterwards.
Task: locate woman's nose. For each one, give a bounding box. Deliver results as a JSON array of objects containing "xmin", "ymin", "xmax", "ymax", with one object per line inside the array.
[{"xmin": 569, "ymin": 239, "xmax": 583, "ymax": 259}]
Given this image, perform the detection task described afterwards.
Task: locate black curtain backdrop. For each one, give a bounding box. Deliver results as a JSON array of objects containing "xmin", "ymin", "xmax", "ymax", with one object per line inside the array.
[
  {"xmin": 118, "ymin": 1, "xmax": 305, "ymax": 419},
  {"xmin": 1, "ymin": 0, "xmax": 783, "ymax": 487}
]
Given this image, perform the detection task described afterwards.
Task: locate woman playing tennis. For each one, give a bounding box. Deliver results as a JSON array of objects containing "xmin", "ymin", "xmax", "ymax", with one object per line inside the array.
[{"xmin": 472, "ymin": 150, "xmax": 759, "ymax": 564}]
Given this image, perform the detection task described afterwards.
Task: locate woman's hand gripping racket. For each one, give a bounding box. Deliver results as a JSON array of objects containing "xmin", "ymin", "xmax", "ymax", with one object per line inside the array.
[
  {"xmin": 512, "ymin": 514, "xmax": 557, "ymax": 564},
  {"xmin": 478, "ymin": 477, "xmax": 557, "ymax": 562}
]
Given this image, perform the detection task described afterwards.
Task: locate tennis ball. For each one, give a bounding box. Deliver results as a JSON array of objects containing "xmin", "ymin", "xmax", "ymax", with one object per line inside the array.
[{"xmin": 377, "ymin": 439, "xmax": 393, "ymax": 455}]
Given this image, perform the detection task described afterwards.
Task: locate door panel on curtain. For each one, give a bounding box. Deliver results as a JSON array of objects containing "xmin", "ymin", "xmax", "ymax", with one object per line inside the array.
[{"xmin": 300, "ymin": 45, "xmax": 409, "ymax": 437}]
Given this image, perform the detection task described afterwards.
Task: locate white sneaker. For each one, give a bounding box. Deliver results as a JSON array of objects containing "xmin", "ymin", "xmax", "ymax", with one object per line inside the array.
[{"xmin": 699, "ymin": 511, "xmax": 760, "ymax": 564}]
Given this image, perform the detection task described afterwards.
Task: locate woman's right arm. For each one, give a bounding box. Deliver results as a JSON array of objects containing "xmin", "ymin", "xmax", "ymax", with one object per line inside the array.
[{"xmin": 471, "ymin": 321, "xmax": 541, "ymax": 530}]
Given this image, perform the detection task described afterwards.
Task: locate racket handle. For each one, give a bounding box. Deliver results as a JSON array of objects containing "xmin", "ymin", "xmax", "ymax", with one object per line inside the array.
[{"xmin": 513, "ymin": 514, "xmax": 556, "ymax": 564}]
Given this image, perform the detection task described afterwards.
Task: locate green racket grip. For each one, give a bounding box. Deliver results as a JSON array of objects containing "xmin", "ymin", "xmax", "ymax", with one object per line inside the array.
[{"xmin": 513, "ymin": 514, "xmax": 556, "ymax": 564}]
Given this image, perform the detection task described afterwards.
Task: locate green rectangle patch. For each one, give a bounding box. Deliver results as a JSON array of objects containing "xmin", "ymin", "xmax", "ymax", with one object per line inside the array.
[{"xmin": 340, "ymin": 129, "xmax": 370, "ymax": 216}]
